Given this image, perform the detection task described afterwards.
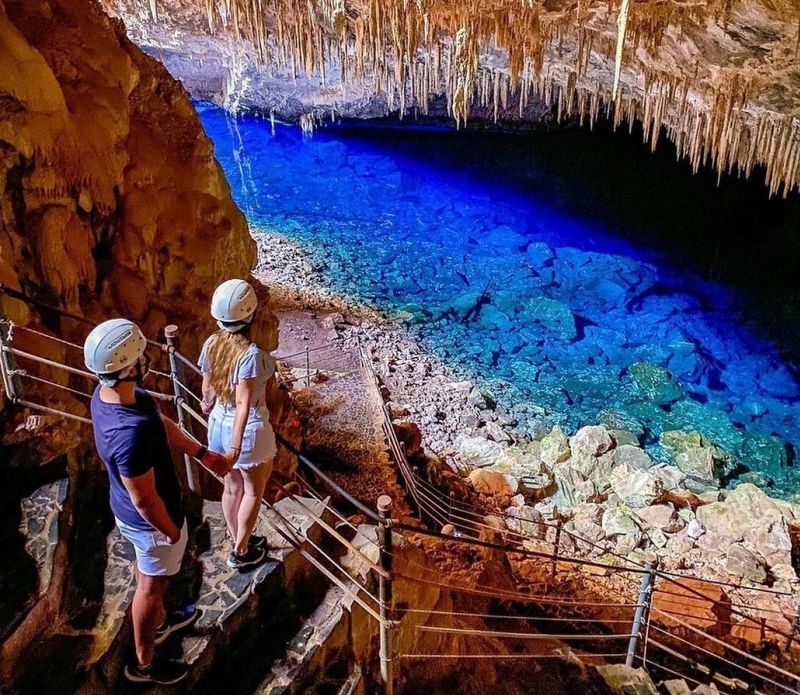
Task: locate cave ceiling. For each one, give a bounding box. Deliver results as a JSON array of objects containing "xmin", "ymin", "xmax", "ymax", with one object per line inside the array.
[{"xmin": 105, "ymin": 0, "xmax": 800, "ymax": 195}]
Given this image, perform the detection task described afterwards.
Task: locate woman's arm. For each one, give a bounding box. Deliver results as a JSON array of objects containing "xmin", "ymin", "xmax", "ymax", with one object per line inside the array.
[
  {"xmin": 201, "ymin": 372, "xmax": 216, "ymax": 414},
  {"xmin": 227, "ymin": 376, "xmax": 257, "ymax": 464}
]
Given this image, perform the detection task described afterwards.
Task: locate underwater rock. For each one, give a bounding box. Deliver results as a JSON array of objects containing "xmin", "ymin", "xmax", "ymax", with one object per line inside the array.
[
  {"xmin": 670, "ymin": 400, "xmax": 744, "ymax": 455},
  {"xmin": 737, "ymin": 431, "xmax": 787, "ymax": 478},
  {"xmin": 525, "ymin": 296, "xmax": 577, "ymax": 340},
  {"xmin": 627, "ymin": 362, "xmax": 683, "ymax": 405}
]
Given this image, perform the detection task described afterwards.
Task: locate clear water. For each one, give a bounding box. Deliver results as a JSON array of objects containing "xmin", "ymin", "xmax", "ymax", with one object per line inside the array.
[{"xmin": 197, "ymin": 102, "xmax": 800, "ymax": 496}]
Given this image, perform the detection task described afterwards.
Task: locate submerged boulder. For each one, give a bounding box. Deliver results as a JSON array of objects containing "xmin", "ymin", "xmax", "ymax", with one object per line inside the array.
[
  {"xmin": 659, "ymin": 430, "xmax": 727, "ymax": 484},
  {"xmin": 526, "ymin": 296, "xmax": 577, "ymax": 340},
  {"xmin": 628, "ymin": 362, "xmax": 683, "ymax": 404}
]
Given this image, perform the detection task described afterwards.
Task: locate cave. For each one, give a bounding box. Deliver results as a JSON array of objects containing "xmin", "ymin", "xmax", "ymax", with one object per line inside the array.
[{"xmin": 1, "ymin": 0, "xmax": 799, "ymax": 693}]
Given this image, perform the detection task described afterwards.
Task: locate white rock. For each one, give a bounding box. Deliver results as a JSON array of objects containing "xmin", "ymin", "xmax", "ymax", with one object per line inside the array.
[
  {"xmin": 635, "ymin": 505, "xmax": 684, "ymax": 533},
  {"xmin": 609, "ymin": 466, "xmax": 664, "ymax": 507},
  {"xmin": 686, "ymin": 519, "xmax": 706, "ymax": 540},
  {"xmin": 570, "ymin": 425, "xmax": 614, "ymax": 459},
  {"xmin": 456, "ymin": 436, "xmax": 504, "ymax": 469}
]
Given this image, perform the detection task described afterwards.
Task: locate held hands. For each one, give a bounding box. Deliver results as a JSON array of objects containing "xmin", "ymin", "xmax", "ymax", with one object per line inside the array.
[{"xmin": 201, "ymin": 450, "xmax": 234, "ymax": 477}]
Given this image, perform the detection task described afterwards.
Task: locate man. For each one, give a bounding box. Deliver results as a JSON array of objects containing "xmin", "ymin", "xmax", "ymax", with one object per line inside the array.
[{"xmin": 84, "ymin": 318, "xmax": 230, "ymax": 685}]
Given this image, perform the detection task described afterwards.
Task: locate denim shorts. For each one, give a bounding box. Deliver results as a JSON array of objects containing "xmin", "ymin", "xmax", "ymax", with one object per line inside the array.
[
  {"xmin": 115, "ymin": 518, "xmax": 188, "ymax": 577},
  {"xmin": 208, "ymin": 402, "xmax": 276, "ymax": 470}
]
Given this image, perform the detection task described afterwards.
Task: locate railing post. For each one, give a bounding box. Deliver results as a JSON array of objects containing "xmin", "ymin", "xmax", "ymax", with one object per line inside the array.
[
  {"xmin": 377, "ymin": 495, "xmax": 394, "ymax": 695},
  {"xmin": 626, "ymin": 562, "xmax": 655, "ymax": 667},
  {"xmin": 551, "ymin": 516, "xmax": 562, "ymax": 580},
  {"xmin": 164, "ymin": 325, "xmax": 200, "ymax": 495},
  {"xmin": 304, "ymin": 345, "xmax": 310, "ymax": 387},
  {"xmin": 0, "ymin": 320, "xmax": 18, "ymax": 402}
]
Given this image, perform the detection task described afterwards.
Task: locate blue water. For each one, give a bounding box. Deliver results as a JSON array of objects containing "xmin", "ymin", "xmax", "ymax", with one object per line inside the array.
[{"xmin": 198, "ymin": 102, "xmax": 800, "ymax": 496}]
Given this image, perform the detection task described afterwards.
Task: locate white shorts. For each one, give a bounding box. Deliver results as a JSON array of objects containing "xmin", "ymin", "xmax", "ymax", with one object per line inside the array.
[
  {"xmin": 208, "ymin": 402, "xmax": 277, "ymax": 470},
  {"xmin": 115, "ymin": 518, "xmax": 188, "ymax": 577}
]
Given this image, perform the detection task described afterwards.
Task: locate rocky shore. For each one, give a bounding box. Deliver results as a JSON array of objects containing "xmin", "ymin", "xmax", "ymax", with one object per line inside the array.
[{"xmin": 255, "ymin": 228, "xmax": 800, "ymax": 615}]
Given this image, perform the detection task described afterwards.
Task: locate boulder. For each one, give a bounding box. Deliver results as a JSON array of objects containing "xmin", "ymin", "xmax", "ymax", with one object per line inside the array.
[
  {"xmin": 571, "ymin": 451, "xmax": 617, "ymax": 489},
  {"xmin": 696, "ymin": 484, "xmax": 790, "ymax": 540},
  {"xmin": 539, "ymin": 426, "xmax": 571, "ymax": 466},
  {"xmin": 570, "ymin": 503, "xmax": 606, "ymax": 543},
  {"xmin": 490, "ymin": 446, "xmax": 542, "ymax": 478},
  {"xmin": 660, "ymin": 430, "xmax": 726, "ymax": 484},
  {"xmin": 628, "ymin": 361, "xmax": 683, "ymax": 404},
  {"xmin": 595, "ymin": 665, "xmax": 658, "ymax": 695},
  {"xmin": 602, "ymin": 505, "xmax": 641, "ymax": 542},
  {"xmin": 526, "ymin": 296, "xmax": 577, "ymax": 340},
  {"xmin": 456, "ymin": 436, "xmax": 504, "ymax": 469},
  {"xmin": 613, "ymin": 444, "xmax": 652, "ymax": 471},
  {"xmin": 482, "ymin": 421, "xmax": 512, "ymax": 443},
  {"xmin": 609, "ymin": 466, "xmax": 664, "ymax": 507},
  {"xmin": 503, "ymin": 505, "xmax": 545, "ymax": 538},
  {"xmin": 725, "ymin": 545, "xmax": 768, "ymax": 584},
  {"xmin": 570, "ymin": 425, "xmax": 614, "ymax": 459},
  {"xmin": 553, "ymin": 466, "xmax": 596, "ymax": 508},
  {"xmin": 662, "ymin": 680, "xmax": 693, "ymax": 695},
  {"xmin": 635, "ymin": 505, "xmax": 684, "ymax": 533},
  {"xmin": 468, "ymin": 469, "xmax": 518, "ymax": 496}
]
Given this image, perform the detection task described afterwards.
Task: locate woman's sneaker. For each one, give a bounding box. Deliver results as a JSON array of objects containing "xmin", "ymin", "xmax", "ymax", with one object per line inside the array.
[
  {"xmin": 124, "ymin": 659, "xmax": 189, "ymax": 685},
  {"xmin": 248, "ymin": 534, "xmax": 266, "ymax": 550},
  {"xmin": 154, "ymin": 604, "xmax": 201, "ymax": 645},
  {"xmin": 227, "ymin": 546, "xmax": 266, "ymax": 570}
]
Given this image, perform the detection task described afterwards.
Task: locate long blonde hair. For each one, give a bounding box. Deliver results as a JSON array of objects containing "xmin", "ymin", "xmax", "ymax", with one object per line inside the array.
[{"xmin": 206, "ymin": 329, "xmax": 251, "ymax": 404}]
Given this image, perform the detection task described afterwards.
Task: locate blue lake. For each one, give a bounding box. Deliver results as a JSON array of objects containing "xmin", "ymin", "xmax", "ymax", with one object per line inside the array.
[{"xmin": 197, "ymin": 102, "xmax": 800, "ymax": 496}]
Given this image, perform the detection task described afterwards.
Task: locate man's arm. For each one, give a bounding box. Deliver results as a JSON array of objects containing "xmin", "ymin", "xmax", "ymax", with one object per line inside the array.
[
  {"xmin": 161, "ymin": 414, "xmax": 232, "ymax": 477},
  {"xmin": 120, "ymin": 470, "xmax": 181, "ymax": 543}
]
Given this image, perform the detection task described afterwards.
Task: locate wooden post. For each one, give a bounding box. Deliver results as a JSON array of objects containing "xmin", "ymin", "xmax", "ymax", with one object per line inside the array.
[
  {"xmin": 304, "ymin": 345, "xmax": 310, "ymax": 387},
  {"xmin": 377, "ymin": 495, "xmax": 394, "ymax": 695},
  {"xmin": 164, "ymin": 325, "xmax": 200, "ymax": 495}
]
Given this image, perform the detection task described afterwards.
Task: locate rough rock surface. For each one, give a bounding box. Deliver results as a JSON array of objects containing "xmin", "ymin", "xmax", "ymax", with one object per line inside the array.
[{"xmin": 105, "ymin": 0, "xmax": 800, "ymax": 195}]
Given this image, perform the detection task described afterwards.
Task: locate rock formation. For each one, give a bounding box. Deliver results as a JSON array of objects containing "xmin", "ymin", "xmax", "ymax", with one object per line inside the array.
[
  {"xmin": 0, "ymin": 0, "xmax": 297, "ymax": 684},
  {"xmin": 105, "ymin": 0, "xmax": 800, "ymax": 195}
]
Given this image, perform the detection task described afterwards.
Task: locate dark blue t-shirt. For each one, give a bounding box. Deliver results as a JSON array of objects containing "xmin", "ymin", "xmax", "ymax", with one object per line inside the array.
[{"xmin": 90, "ymin": 386, "xmax": 184, "ymax": 531}]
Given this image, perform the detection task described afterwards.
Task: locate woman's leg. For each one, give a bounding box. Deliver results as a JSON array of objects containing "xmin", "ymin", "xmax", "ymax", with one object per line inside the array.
[
  {"xmin": 234, "ymin": 462, "xmax": 272, "ymax": 555},
  {"xmin": 222, "ymin": 469, "xmax": 244, "ymax": 542}
]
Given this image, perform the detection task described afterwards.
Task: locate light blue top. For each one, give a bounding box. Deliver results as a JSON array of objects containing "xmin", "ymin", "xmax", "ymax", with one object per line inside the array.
[{"xmin": 198, "ymin": 336, "xmax": 275, "ymax": 406}]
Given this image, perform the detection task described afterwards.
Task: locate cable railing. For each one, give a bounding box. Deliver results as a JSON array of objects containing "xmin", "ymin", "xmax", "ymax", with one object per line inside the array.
[{"xmin": 2, "ymin": 287, "xmax": 800, "ymax": 694}]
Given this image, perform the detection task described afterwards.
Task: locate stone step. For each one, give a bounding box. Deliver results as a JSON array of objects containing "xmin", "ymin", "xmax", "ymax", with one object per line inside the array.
[
  {"xmin": 256, "ymin": 585, "xmax": 357, "ymax": 694},
  {"xmin": 0, "ymin": 476, "xmax": 71, "ymax": 685},
  {"xmin": 77, "ymin": 495, "xmax": 332, "ymax": 692}
]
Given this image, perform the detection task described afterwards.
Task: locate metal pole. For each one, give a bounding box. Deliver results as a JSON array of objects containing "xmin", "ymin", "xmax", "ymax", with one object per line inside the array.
[
  {"xmin": 551, "ymin": 517, "xmax": 562, "ymax": 580},
  {"xmin": 304, "ymin": 345, "xmax": 310, "ymax": 387},
  {"xmin": 626, "ymin": 561, "xmax": 655, "ymax": 667},
  {"xmin": 0, "ymin": 321, "xmax": 18, "ymax": 401},
  {"xmin": 377, "ymin": 495, "xmax": 394, "ymax": 695},
  {"xmin": 164, "ymin": 325, "xmax": 200, "ymax": 495}
]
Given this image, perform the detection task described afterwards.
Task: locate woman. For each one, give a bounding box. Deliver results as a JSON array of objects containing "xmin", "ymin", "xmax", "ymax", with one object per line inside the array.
[{"xmin": 199, "ymin": 279, "xmax": 277, "ymax": 570}]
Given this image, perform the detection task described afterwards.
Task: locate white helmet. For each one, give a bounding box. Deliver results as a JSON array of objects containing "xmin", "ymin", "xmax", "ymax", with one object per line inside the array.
[
  {"xmin": 210, "ymin": 279, "xmax": 257, "ymax": 332},
  {"xmin": 84, "ymin": 318, "xmax": 147, "ymax": 377}
]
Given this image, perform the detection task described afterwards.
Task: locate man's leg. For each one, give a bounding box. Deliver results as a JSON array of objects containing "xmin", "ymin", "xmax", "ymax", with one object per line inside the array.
[
  {"xmin": 131, "ymin": 571, "xmax": 169, "ymax": 667},
  {"xmin": 234, "ymin": 463, "xmax": 271, "ymax": 555},
  {"xmin": 222, "ymin": 469, "xmax": 244, "ymax": 541}
]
